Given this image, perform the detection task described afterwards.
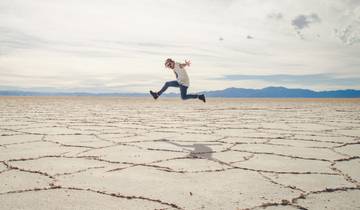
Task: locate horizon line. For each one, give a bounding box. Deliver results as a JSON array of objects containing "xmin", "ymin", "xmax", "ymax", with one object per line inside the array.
[{"xmin": 1, "ymin": 86, "xmax": 360, "ymax": 94}]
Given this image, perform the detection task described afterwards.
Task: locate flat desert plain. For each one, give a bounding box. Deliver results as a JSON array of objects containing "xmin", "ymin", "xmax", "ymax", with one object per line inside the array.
[{"xmin": 0, "ymin": 97, "xmax": 359, "ymax": 210}]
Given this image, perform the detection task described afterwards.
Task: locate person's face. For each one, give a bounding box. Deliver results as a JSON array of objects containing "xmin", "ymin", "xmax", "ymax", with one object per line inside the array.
[{"xmin": 165, "ymin": 60, "xmax": 175, "ymax": 69}]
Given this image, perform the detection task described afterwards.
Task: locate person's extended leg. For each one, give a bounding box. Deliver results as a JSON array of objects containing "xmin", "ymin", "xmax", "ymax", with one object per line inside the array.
[
  {"xmin": 179, "ymin": 85, "xmax": 199, "ymax": 100},
  {"xmin": 158, "ymin": 80, "xmax": 180, "ymax": 96},
  {"xmin": 179, "ymin": 85, "xmax": 206, "ymax": 102}
]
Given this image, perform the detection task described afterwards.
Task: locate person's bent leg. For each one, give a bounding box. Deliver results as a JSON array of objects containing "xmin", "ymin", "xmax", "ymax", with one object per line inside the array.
[
  {"xmin": 180, "ymin": 85, "xmax": 199, "ymax": 100},
  {"xmin": 158, "ymin": 80, "xmax": 179, "ymax": 96}
]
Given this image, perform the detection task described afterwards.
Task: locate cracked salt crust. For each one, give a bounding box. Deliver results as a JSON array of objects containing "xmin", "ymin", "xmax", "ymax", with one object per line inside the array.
[
  {"xmin": 334, "ymin": 159, "xmax": 360, "ymax": 183},
  {"xmin": 58, "ymin": 166, "xmax": 299, "ymax": 210},
  {"xmin": 0, "ymin": 97, "xmax": 359, "ymax": 209},
  {"xmin": 0, "ymin": 134, "xmax": 43, "ymax": 145},
  {"xmin": 0, "ymin": 188, "xmax": 169, "ymax": 210},
  {"xmin": 210, "ymin": 151, "xmax": 254, "ymax": 163},
  {"xmin": 0, "ymin": 162, "xmax": 8, "ymax": 172},
  {"xmin": 44, "ymin": 134, "xmax": 114, "ymax": 148},
  {"xmin": 81, "ymin": 144, "xmax": 185, "ymax": 164},
  {"xmin": 290, "ymin": 134, "xmax": 357, "ymax": 144},
  {"xmin": 233, "ymin": 143, "xmax": 345, "ymax": 161},
  {"xmin": 233, "ymin": 153, "xmax": 333, "ymax": 174},
  {"xmin": 334, "ymin": 144, "xmax": 360, "ymax": 157},
  {"xmin": 265, "ymin": 173, "xmax": 354, "ymax": 192},
  {"xmin": 0, "ymin": 141, "xmax": 71, "ymax": 161},
  {"xmin": 269, "ymin": 138, "xmax": 340, "ymax": 148},
  {"xmin": 9, "ymin": 156, "xmax": 110, "ymax": 176},
  {"xmin": 0, "ymin": 170, "xmax": 52, "ymax": 193},
  {"xmin": 153, "ymin": 157, "xmax": 231, "ymax": 172},
  {"xmin": 296, "ymin": 189, "xmax": 360, "ymax": 210}
]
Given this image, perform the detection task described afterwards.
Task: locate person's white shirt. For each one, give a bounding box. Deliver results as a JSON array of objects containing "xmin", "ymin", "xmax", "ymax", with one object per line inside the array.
[{"xmin": 173, "ymin": 62, "xmax": 190, "ymax": 87}]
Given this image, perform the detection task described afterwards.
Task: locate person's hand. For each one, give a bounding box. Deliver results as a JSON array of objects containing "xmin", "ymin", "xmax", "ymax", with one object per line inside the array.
[{"xmin": 185, "ymin": 60, "xmax": 191, "ymax": 66}]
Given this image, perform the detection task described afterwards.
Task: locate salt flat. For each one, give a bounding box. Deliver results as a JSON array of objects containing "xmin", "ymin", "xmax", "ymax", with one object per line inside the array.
[{"xmin": 0, "ymin": 97, "xmax": 359, "ymax": 210}]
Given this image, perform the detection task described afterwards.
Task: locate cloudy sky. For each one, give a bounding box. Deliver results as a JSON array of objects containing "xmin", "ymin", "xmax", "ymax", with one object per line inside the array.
[{"xmin": 1, "ymin": 0, "xmax": 359, "ymax": 93}]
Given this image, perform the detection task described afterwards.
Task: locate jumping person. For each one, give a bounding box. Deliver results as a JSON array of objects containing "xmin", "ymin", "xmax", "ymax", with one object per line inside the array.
[{"xmin": 150, "ymin": 58, "xmax": 206, "ymax": 102}]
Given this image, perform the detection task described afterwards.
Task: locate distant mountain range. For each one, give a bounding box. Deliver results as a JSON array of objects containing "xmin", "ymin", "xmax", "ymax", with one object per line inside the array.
[
  {"xmin": 1, "ymin": 86, "xmax": 360, "ymax": 98},
  {"xmin": 199, "ymin": 87, "xmax": 360, "ymax": 98}
]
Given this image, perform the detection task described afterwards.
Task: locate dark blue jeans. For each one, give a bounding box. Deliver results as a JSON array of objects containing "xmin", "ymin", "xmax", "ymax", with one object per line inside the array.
[{"xmin": 158, "ymin": 80, "xmax": 199, "ymax": 100}]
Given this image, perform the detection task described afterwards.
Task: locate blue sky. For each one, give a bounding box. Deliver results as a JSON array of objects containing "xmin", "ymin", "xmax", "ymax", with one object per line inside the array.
[{"xmin": 0, "ymin": 0, "xmax": 359, "ymax": 92}]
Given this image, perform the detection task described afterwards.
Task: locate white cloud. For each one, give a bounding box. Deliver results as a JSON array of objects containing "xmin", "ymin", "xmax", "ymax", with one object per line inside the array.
[
  {"xmin": 334, "ymin": 22, "xmax": 360, "ymax": 45},
  {"xmin": 292, "ymin": 13, "xmax": 321, "ymax": 30}
]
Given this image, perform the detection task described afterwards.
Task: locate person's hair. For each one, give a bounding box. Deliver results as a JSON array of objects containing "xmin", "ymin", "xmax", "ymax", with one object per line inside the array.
[{"xmin": 165, "ymin": 58, "xmax": 174, "ymax": 64}]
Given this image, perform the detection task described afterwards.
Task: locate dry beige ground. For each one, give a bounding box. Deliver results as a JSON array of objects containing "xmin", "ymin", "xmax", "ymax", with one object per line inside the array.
[{"xmin": 0, "ymin": 97, "xmax": 359, "ymax": 210}]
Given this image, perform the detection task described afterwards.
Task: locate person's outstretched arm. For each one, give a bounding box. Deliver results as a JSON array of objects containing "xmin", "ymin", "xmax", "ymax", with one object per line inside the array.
[
  {"xmin": 165, "ymin": 141, "xmax": 193, "ymax": 148},
  {"xmin": 179, "ymin": 60, "xmax": 191, "ymax": 69}
]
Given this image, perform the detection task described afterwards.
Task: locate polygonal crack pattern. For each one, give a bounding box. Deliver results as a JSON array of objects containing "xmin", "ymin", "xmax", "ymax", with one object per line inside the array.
[{"xmin": 0, "ymin": 97, "xmax": 359, "ymax": 209}]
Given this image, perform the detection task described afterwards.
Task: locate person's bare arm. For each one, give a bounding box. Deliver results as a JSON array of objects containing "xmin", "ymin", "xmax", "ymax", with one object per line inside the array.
[{"xmin": 179, "ymin": 60, "xmax": 191, "ymax": 68}]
